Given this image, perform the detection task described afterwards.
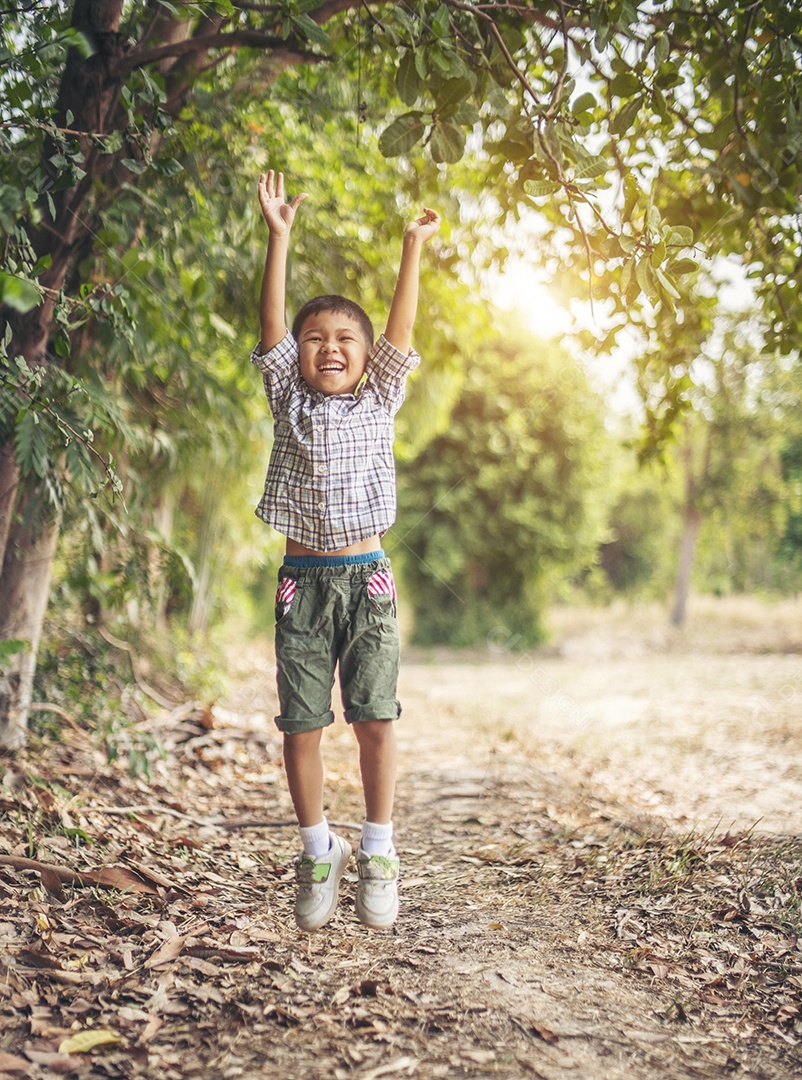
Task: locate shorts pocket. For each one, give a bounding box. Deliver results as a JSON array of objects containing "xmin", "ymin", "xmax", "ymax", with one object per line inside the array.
[
  {"xmin": 275, "ymin": 577, "xmax": 297, "ymax": 623},
  {"xmin": 366, "ymin": 569, "xmax": 397, "ymax": 618}
]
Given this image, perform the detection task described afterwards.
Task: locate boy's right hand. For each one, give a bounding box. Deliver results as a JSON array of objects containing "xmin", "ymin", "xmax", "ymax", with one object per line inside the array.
[{"xmin": 258, "ymin": 170, "xmax": 308, "ymax": 237}]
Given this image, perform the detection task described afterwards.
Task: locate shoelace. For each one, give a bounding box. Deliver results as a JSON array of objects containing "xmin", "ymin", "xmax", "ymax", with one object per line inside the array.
[
  {"xmin": 296, "ymin": 858, "xmax": 329, "ymax": 886},
  {"xmin": 358, "ymin": 855, "xmax": 398, "ymax": 880}
]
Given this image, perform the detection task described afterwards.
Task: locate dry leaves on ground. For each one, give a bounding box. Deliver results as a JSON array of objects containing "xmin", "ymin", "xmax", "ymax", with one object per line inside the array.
[{"xmin": 0, "ymin": 677, "xmax": 800, "ymax": 1079}]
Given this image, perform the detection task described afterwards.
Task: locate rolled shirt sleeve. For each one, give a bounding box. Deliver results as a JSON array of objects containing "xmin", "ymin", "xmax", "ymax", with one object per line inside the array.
[
  {"xmin": 364, "ymin": 334, "xmax": 421, "ymax": 416},
  {"xmin": 251, "ymin": 332, "xmax": 300, "ymax": 417}
]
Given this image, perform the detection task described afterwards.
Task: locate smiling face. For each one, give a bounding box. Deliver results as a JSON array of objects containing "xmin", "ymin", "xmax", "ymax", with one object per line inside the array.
[{"xmin": 297, "ymin": 310, "xmax": 370, "ymax": 395}]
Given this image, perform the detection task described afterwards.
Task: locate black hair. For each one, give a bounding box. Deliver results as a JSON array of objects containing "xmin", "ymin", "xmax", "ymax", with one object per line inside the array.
[{"xmin": 292, "ymin": 295, "xmax": 374, "ymax": 348}]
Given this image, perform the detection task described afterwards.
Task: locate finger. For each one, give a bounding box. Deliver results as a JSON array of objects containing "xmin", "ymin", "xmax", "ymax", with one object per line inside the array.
[
  {"xmin": 266, "ymin": 169, "xmax": 275, "ymax": 198},
  {"xmin": 276, "ymin": 171, "xmax": 285, "ymax": 199},
  {"xmin": 289, "ymin": 193, "xmax": 309, "ymax": 211}
]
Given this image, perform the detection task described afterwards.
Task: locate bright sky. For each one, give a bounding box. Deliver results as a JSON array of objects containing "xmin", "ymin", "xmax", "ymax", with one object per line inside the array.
[
  {"xmin": 488, "ymin": 237, "xmax": 759, "ymax": 424},
  {"xmin": 486, "ymin": 258, "xmax": 573, "ymax": 340},
  {"xmin": 487, "ymin": 255, "xmax": 641, "ymax": 420}
]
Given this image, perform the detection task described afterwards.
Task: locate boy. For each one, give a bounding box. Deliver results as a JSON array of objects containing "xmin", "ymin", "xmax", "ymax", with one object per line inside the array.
[{"xmin": 251, "ymin": 169, "xmax": 440, "ymax": 931}]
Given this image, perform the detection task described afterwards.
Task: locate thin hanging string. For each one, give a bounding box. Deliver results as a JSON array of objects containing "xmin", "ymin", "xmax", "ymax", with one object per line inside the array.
[{"xmin": 356, "ymin": 1, "xmax": 366, "ymax": 147}]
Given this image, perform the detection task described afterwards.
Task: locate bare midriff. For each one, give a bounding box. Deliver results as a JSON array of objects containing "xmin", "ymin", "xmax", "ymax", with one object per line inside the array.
[{"xmin": 285, "ymin": 534, "xmax": 383, "ymax": 557}]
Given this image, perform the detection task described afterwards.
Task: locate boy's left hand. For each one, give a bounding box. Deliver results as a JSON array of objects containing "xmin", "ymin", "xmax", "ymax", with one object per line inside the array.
[{"xmin": 405, "ymin": 208, "xmax": 441, "ymax": 243}]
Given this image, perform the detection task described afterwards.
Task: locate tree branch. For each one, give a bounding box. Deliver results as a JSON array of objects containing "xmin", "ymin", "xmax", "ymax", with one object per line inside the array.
[
  {"xmin": 543, "ymin": 0, "xmax": 569, "ymax": 120},
  {"xmin": 116, "ymin": 30, "xmax": 327, "ymax": 74},
  {"xmin": 447, "ymin": 0, "xmax": 563, "ymax": 33}
]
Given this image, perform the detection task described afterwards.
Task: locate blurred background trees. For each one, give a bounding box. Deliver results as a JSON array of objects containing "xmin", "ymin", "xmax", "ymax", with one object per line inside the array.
[
  {"xmin": 394, "ymin": 332, "xmax": 608, "ymax": 647},
  {"xmin": 1, "ymin": 2, "xmax": 801, "ymax": 745}
]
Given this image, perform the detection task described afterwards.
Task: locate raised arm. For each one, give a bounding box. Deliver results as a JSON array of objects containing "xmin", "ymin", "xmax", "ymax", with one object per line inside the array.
[
  {"xmin": 384, "ymin": 208, "xmax": 441, "ymax": 355},
  {"xmin": 257, "ymin": 169, "xmax": 308, "ymax": 353}
]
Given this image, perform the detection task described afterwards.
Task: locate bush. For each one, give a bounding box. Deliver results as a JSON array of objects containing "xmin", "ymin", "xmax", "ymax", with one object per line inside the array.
[{"xmin": 393, "ymin": 333, "xmax": 608, "ymax": 647}]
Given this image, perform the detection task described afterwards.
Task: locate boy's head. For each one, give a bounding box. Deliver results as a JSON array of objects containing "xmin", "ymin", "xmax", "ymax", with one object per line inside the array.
[{"xmin": 293, "ymin": 295, "xmax": 374, "ymax": 396}]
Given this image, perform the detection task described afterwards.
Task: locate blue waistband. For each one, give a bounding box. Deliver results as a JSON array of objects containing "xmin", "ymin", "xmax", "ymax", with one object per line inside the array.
[{"xmin": 283, "ymin": 549, "xmax": 385, "ymax": 568}]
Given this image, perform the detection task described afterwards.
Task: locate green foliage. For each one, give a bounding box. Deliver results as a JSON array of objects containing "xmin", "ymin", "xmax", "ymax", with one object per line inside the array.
[
  {"xmin": 32, "ymin": 615, "xmax": 220, "ymax": 778},
  {"xmin": 394, "ymin": 334, "xmax": 609, "ymax": 646},
  {"xmin": 599, "ymin": 486, "xmax": 675, "ymax": 597},
  {"xmin": 777, "ymin": 434, "xmax": 802, "ymax": 578},
  {"xmin": 1, "ymin": 0, "xmax": 800, "ymax": 709},
  {"xmin": 622, "ymin": 308, "xmax": 802, "ymax": 600},
  {"xmin": 0, "ymin": 638, "xmax": 27, "ymax": 670},
  {"xmin": 47, "ymin": 49, "xmax": 497, "ymax": 633},
  {"xmin": 370, "ymin": 1, "xmax": 802, "ymax": 366}
]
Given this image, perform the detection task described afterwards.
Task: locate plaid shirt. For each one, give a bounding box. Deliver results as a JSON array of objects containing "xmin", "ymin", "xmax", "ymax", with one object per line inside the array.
[{"xmin": 251, "ymin": 331, "xmax": 420, "ymax": 551}]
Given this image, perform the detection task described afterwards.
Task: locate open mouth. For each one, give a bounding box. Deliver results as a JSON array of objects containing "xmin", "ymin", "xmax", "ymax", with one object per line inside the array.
[{"xmin": 318, "ymin": 363, "xmax": 345, "ymax": 373}]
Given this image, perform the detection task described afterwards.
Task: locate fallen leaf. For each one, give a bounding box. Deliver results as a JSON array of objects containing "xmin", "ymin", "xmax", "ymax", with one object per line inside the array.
[
  {"xmin": 82, "ymin": 865, "xmax": 159, "ymax": 895},
  {"xmin": 185, "ymin": 941, "xmax": 259, "ymax": 963},
  {"xmin": 58, "ymin": 1028, "xmax": 122, "ymax": 1054},
  {"xmin": 360, "ymin": 1057, "xmax": 419, "ymax": 1080},
  {"xmin": 462, "ymin": 1049, "xmax": 496, "ymax": 1063},
  {"xmin": 0, "ymin": 1052, "xmax": 30, "ymax": 1072},
  {"xmin": 34, "ymin": 789, "xmax": 57, "ymax": 814},
  {"xmin": 39, "ymin": 867, "xmax": 66, "ymax": 900},
  {"xmin": 23, "ymin": 1050, "xmax": 83, "ymax": 1073},
  {"xmin": 138, "ymin": 1015, "xmax": 164, "ymax": 1044},
  {"xmin": 145, "ymin": 933, "xmax": 189, "ymax": 968},
  {"xmin": 531, "ymin": 1020, "xmax": 560, "ymax": 1043},
  {"xmin": 131, "ymin": 862, "xmax": 187, "ymax": 892}
]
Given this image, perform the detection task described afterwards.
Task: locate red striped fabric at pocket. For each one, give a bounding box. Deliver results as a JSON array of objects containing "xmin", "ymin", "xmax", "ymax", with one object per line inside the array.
[
  {"xmin": 367, "ymin": 570, "xmax": 397, "ymax": 603},
  {"xmin": 276, "ymin": 578, "xmax": 297, "ymax": 608}
]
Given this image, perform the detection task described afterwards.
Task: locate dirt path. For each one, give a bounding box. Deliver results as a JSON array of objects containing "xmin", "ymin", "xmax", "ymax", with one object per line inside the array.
[{"xmin": 1, "ymin": 598, "xmax": 801, "ymax": 1078}]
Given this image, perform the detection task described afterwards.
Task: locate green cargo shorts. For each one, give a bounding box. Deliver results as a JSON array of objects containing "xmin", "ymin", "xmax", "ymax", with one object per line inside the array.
[{"xmin": 274, "ymin": 557, "xmax": 401, "ymax": 734}]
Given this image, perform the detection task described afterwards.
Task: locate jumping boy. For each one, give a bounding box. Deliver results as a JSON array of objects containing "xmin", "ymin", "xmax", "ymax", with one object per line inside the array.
[{"xmin": 251, "ymin": 169, "xmax": 440, "ymax": 931}]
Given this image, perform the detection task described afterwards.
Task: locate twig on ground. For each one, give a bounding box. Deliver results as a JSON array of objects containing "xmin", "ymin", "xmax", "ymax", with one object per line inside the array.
[
  {"xmin": 218, "ymin": 817, "xmax": 361, "ymax": 832},
  {"xmin": 28, "ymin": 701, "xmax": 89, "ymax": 739},
  {"xmin": 97, "ymin": 627, "xmax": 182, "ymax": 708},
  {"xmin": 87, "ymin": 804, "xmax": 220, "ymax": 828}
]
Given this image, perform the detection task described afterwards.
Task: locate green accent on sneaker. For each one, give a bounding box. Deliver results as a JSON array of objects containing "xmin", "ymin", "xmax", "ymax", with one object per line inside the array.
[
  {"xmin": 357, "ymin": 854, "xmax": 399, "ymax": 881},
  {"xmin": 294, "ymin": 832, "xmax": 352, "ymax": 932},
  {"xmin": 297, "ymin": 857, "xmax": 332, "ymax": 884},
  {"xmin": 355, "ymin": 847, "xmax": 400, "ymax": 929}
]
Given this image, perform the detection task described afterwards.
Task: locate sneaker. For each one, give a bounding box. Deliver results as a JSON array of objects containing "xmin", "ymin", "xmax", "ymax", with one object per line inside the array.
[
  {"xmin": 355, "ymin": 847, "xmax": 400, "ymax": 929},
  {"xmin": 294, "ymin": 831, "xmax": 351, "ymax": 932}
]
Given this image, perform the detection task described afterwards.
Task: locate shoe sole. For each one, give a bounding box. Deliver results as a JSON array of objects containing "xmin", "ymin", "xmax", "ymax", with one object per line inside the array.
[{"xmin": 355, "ymin": 898, "xmax": 399, "ymax": 929}]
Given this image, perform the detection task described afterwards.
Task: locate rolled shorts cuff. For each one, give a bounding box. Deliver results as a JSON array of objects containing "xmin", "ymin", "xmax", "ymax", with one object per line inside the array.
[
  {"xmin": 274, "ymin": 710, "xmax": 335, "ymax": 734},
  {"xmin": 344, "ymin": 700, "xmax": 401, "ymax": 725}
]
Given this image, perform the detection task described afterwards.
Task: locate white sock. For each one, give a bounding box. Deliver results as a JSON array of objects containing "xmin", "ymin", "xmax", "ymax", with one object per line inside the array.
[
  {"xmin": 361, "ymin": 819, "xmax": 394, "ymax": 856},
  {"xmin": 299, "ymin": 819, "xmax": 330, "ymax": 858}
]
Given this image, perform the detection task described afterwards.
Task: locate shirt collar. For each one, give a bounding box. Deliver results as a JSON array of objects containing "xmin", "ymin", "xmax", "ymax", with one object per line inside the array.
[{"xmin": 300, "ymin": 376, "xmax": 366, "ymax": 403}]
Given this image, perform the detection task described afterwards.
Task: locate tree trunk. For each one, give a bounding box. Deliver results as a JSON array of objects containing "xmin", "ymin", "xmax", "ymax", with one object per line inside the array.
[
  {"xmin": 0, "ymin": 0, "xmax": 351, "ymax": 743},
  {"xmin": 0, "ymin": 444, "xmax": 19, "ymax": 568},
  {"xmin": 670, "ymin": 506, "xmax": 702, "ymax": 627},
  {"xmin": 153, "ymin": 489, "xmax": 175, "ymax": 630},
  {"xmin": 0, "ymin": 0, "xmax": 127, "ymax": 739},
  {"xmin": 189, "ymin": 484, "xmax": 221, "ymax": 637},
  {"xmin": 0, "ymin": 507, "xmax": 61, "ymax": 747}
]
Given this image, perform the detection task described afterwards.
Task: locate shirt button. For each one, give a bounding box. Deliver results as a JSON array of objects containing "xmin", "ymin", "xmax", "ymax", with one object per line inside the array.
[
  {"xmin": 317, "ymin": 501, "xmax": 326, "ymax": 512},
  {"xmin": 319, "ymin": 465, "xmax": 327, "ymax": 475}
]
